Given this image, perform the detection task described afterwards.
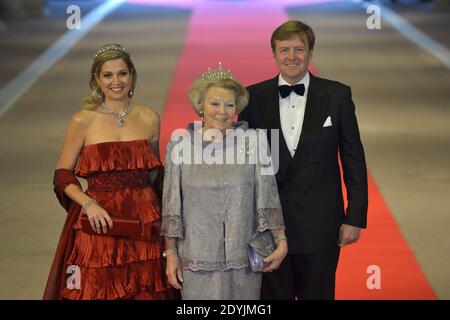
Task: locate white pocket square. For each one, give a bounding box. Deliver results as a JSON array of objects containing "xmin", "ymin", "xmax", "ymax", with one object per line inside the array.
[{"xmin": 323, "ymin": 116, "xmax": 332, "ymax": 127}]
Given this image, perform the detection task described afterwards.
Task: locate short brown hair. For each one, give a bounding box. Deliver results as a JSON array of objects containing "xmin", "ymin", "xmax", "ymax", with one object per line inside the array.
[{"xmin": 271, "ymin": 20, "xmax": 315, "ymax": 52}]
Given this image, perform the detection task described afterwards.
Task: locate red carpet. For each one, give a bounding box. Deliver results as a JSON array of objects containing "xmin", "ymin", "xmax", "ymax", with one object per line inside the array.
[
  {"xmin": 337, "ymin": 175, "xmax": 436, "ymax": 299},
  {"xmin": 159, "ymin": 1, "xmax": 436, "ymax": 299}
]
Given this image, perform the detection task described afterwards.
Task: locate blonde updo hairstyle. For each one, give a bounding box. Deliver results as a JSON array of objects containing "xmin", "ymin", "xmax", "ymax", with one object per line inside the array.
[
  {"xmin": 188, "ymin": 78, "xmax": 249, "ymax": 116},
  {"xmin": 82, "ymin": 44, "xmax": 137, "ymax": 110}
]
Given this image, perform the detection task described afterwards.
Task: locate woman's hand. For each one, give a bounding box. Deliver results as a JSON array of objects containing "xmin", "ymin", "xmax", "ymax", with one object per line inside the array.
[
  {"xmin": 261, "ymin": 239, "xmax": 288, "ymax": 272},
  {"xmin": 165, "ymin": 254, "xmax": 183, "ymax": 289},
  {"xmin": 84, "ymin": 200, "xmax": 113, "ymax": 234}
]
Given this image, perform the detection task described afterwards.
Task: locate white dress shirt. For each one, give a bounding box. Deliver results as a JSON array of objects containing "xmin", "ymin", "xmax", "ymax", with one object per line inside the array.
[{"xmin": 278, "ymin": 72, "xmax": 310, "ymax": 157}]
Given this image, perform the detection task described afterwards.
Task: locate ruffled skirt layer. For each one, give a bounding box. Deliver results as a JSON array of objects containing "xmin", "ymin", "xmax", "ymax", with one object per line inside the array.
[{"xmin": 60, "ymin": 186, "xmax": 170, "ymax": 300}]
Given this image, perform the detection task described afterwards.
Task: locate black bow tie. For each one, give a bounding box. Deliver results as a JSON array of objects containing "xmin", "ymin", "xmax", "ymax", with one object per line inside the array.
[{"xmin": 279, "ymin": 84, "xmax": 305, "ymax": 98}]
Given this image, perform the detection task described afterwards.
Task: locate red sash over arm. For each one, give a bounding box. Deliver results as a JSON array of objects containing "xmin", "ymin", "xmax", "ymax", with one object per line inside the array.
[{"xmin": 42, "ymin": 169, "xmax": 82, "ymax": 300}]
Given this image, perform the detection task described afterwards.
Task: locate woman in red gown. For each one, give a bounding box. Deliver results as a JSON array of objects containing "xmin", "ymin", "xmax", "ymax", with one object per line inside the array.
[{"xmin": 43, "ymin": 44, "xmax": 172, "ymax": 300}]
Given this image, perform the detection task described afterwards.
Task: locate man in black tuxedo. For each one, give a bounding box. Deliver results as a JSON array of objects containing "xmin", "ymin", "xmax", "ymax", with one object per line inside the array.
[{"xmin": 239, "ymin": 20, "xmax": 368, "ymax": 300}]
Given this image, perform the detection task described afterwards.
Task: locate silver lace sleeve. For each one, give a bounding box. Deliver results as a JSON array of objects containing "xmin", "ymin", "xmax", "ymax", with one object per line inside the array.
[
  {"xmin": 160, "ymin": 139, "xmax": 184, "ymax": 238},
  {"xmin": 255, "ymin": 130, "xmax": 285, "ymax": 232}
]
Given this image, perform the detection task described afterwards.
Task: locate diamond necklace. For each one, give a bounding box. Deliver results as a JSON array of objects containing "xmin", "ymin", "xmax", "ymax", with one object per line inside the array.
[{"xmin": 102, "ymin": 100, "xmax": 131, "ymax": 127}]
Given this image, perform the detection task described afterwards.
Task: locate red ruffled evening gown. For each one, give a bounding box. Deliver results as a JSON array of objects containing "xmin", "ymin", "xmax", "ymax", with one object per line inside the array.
[{"xmin": 46, "ymin": 140, "xmax": 171, "ymax": 300}]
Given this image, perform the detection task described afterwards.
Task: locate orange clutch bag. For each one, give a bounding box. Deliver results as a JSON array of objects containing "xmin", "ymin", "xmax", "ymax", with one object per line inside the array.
[{"xmin": 81, "ymin": 215, "xmax": 144, "ymax": 238}]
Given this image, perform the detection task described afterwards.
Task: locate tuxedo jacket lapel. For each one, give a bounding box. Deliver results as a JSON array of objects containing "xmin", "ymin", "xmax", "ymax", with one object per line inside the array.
[
  {"xmin": 261, "ymin": 77, "xmax": 281, "ymax": 130},
  {"xmin": 282, "ymin": 74, "xmax": 331, "ymax": 187},
  {"xmin": 257, "ymin": 77, "xmax": 293, "ymax": 188},
  {"xmin": 262, "ymin": 77, "xmax": 293, "ymax": 157}
]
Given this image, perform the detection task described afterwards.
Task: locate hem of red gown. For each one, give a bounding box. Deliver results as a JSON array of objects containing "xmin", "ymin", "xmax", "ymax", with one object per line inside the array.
[
  {"xmin": 59, "ymin": 225, "xmax": 170, "ymax": 300},
  {"xmin": 60, "ymin": 290, "xmax": 171, "ymax": 300},
  {"xmin": 59, "ymin": 259, "xmax": 171, "ymax": 300}
]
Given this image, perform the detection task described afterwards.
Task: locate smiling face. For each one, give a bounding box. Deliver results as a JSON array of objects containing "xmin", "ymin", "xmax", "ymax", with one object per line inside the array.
[
  {"xmin": 202, "ymin": 86, "xmax": 236, "ymax": 134},
  {"xmin": 96, "ymin": 58, "xmax": 132, "ymax": 102},
  {"xmin": 273, "ymin": 34, "xmax": 312, "ymax": 85}
]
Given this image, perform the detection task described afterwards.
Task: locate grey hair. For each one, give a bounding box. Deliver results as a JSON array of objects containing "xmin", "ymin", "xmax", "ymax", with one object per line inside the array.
[{"xmin": 188, "ymin": 78, "xmax": 249, "ymax": 116}]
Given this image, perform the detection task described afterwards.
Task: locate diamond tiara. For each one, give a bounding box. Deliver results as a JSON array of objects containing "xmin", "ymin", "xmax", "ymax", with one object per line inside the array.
[
  {"xmin": 94, "ymin": 44, "xmax": 130, "ymax": 59},
  {"xmin": 200, "ymin": 62, "xmax": 234, "ymax": 81}
]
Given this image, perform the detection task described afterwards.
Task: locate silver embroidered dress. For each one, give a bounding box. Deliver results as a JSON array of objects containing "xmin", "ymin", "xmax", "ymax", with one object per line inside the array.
[{"xmin": 161, "ymin": 121, "xmax": 284, "ymax": 299}]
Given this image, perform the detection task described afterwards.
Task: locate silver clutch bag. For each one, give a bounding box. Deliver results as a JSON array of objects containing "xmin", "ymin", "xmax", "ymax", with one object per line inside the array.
[{"xmin": 247, "ymin": 230, "xmax": 275, "ymax": 272}]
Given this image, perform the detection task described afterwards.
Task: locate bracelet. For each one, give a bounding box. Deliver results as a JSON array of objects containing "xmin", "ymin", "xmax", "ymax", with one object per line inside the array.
[
  {"xmin": 81, "ymin": 198, "xmax": 97, "ymax": 214},
  {"xmin": 162, "ymin": 247, "xmax": 177, "ymax": 258},
  {"xmin": 274, "ymin": 234, "xmax": 287, "ymax": 243}
]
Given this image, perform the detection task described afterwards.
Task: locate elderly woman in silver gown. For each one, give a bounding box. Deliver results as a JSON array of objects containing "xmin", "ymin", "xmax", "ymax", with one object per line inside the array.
[{"xmin": 160, "ymin": 64, "xmax": 287, "ymax": 300}]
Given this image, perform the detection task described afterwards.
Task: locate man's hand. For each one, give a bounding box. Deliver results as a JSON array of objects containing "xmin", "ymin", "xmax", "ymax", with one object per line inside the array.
[{"xmin": 338, "ymin": 224, "xmax": 361, "ymax": 247}]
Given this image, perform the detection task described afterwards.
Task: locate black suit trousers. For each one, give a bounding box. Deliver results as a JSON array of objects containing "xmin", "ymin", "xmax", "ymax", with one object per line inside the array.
[{"xmin": 261, "ymin": 246, "xmax": 341, "ymax": 300}]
